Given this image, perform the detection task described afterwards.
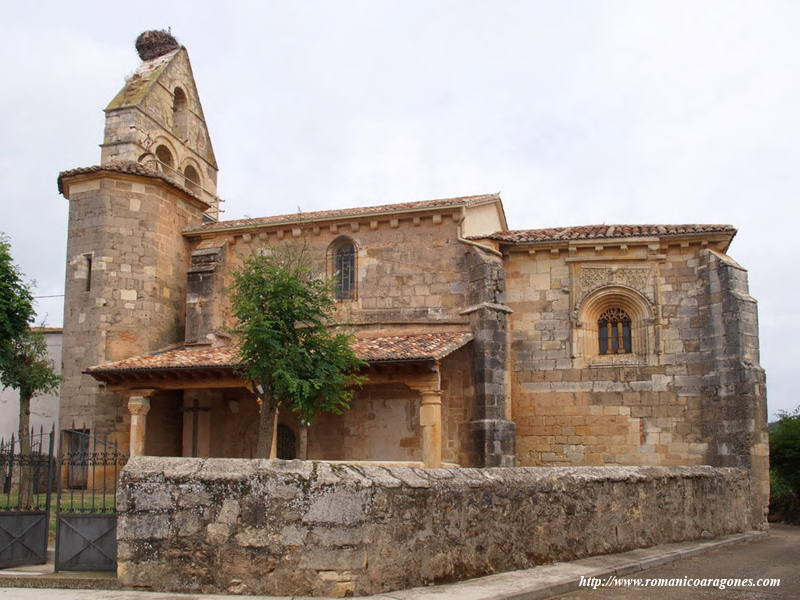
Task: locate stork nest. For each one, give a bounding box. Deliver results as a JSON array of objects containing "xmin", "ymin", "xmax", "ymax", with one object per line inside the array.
[{"xmin": 135, "ymin": 30, "xmax": 179, "ymax": 61}]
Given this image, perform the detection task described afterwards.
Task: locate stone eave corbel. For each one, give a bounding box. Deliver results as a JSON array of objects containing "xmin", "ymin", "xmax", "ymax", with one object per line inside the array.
[{"xmin": 459, "ymin": 302, "xmax": 513, "ymax": 315}]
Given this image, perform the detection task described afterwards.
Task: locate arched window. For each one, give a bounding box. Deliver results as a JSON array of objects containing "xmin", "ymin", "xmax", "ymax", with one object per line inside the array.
[
  {"xmin": 172, "ymin": 87, "xmax": 188, "ymax": 138},
  {"xmin": 276, "ymin": 424, "xmax": 296, "ymax": 459},
  {"xmin": 333, "ymin": 241, "xmax": 356, "ymax": 300},
  {"xmin": 598, "ymin": 307, "xmax": 632, "ymax": 355},
  {"xmin": 183, "ymin": 164, "xmax": 201, "ymax": 194},
  {"xmin": 155, "ymin": 145, "xmax": 173, "ymax": 169},
  {"xmin": 575, "ymin": 285, "xmax": 654, "ymax": 365}
]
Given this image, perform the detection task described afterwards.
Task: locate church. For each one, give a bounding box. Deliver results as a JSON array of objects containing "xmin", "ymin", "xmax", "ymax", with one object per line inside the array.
[{"xmin": 57, "ymin": 31, "xmax": 769, "ymax": 523}]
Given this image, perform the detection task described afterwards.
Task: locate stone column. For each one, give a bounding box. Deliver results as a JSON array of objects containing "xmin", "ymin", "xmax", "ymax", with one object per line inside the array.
[
  {"xmin": 128, "ymin": 390, "xmax": 154, "ymax": 457},
  {"xmin": 420, "ymin": 391, "xmax": 443, "ymax": 468},
  {"xmin": 270, "ymin": 406, "xmax": 280, "ymax": 459}
]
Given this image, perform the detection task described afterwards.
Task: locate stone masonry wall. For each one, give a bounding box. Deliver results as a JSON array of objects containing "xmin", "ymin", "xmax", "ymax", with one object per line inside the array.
[
  {"xmin": 509, "ymin": 242, "xmax": 734, "ymax": 468},
  {"xmin": 195, "ymin": 212, "xmax": 474, "ymax": 331},
  {"xmin": 118, "ymin": 457, "xmax": 753, "ymax": 597},
  {"xmin": 60, "ymin": 174, "xmax": 205, "ymax": 445},
  {"xmin": 182, "ymin": 212, "xmax": 496, "ymax": 466}
]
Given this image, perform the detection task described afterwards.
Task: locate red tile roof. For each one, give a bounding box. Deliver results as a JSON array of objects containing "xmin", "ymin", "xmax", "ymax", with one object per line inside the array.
[
  {"xmin": 471, "ymin": 224, "xmax": 736, "ymax": 243},
  {"xmin": 85, "ymin": 332, "xmax": 473, "ymax": 374},
  {"xmin": 57, "ymin": 161, "xmax": 208, "ymax": 206},
  {"xmin": 183, "ymin": 194, "xmax": 500, "ymax": 234},
  {"xmin": 355, "ymin": 332, "xmax": 472, "ymax": 362}
]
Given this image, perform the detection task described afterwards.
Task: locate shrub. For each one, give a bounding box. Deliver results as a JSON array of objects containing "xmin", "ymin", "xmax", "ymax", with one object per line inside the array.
[{"xmin": 769, "ymin": 406, "xmax": 800, "ymax": 523}]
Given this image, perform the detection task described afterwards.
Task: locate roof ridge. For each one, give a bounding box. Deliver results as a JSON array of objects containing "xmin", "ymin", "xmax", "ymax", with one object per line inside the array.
[
  {"xmin": 469, "ymin": 223, "xmax": 737, "ymax": 243},
  {"xmin": 184, "ymin": 193, "xmax": 501, "ymax": 234}
]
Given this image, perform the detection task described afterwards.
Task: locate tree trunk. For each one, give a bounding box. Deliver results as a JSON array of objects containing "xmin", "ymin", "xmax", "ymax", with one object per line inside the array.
[
  {"xmin": 256, "ymin": 390, "xmax": 277, "ymax": 459},
  {"xmin": 18, "ymin": 387, "xmax": 33, "ymax": 509}
]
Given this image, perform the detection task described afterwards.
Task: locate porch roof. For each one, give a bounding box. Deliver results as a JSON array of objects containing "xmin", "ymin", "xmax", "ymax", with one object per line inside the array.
[{"xmin": 85, "ymin": 331, "xmax": 473, "ymax": 376}]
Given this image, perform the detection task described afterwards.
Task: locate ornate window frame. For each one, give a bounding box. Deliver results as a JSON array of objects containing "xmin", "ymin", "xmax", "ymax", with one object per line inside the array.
[
  {"xmin": 569, "ymin": 261, "xmax": 662, "ymax": 367},
  {"xmin": 575, "ymin": 286, "xmax": 654, "ymax": 366}
]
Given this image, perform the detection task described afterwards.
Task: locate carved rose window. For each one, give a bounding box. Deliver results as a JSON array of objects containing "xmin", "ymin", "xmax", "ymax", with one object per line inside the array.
[{"xmin": 598, "ymin": 307, "xmax": 632, "ymax": 355}]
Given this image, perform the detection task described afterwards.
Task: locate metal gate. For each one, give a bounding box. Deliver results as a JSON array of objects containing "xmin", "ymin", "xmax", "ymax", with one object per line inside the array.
[
  {"xmin": 55, "ymin": 429, "xmax": 126, "ymax": 572},
  {"xmin": 0, "ymin": 427, "xmax": 55, "ymax": 569}
]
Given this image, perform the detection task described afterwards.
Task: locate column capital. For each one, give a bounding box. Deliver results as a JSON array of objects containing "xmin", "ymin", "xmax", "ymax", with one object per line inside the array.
[
  {"xmin": 129, "ymin": 388, "xmax": 157, "ymax": 398},
  {"xmin": 418, "ymin": 389, "xmax": 443, "ymax": 404},
  {"xmin": 128, "ymin": 396, "xmax": 151, "ymax": 417}
]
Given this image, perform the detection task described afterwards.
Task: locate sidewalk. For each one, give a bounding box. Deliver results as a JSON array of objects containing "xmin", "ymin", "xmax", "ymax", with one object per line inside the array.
[{"xmin": 0, "ymin": 530, "xmax": 769, "ymax": 599}]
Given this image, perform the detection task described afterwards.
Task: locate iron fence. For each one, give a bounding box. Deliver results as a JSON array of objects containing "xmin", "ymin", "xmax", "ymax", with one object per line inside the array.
[
  {"xmin": 55, "ymin": 428, "xmax": 127, "ymax": 572},
  {"xmin": 0, "ymin": 426, "xmax": 55, "ymax": 510},
  {"xmin": 0, "ymin": 426, "xmax": 55, "ymax": 569}
]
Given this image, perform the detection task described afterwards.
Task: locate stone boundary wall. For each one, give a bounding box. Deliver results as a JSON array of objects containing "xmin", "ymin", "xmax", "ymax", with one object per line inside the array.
[{"xmin": 118, "ymin": 458, "xmax": 753, "ymax": 597}]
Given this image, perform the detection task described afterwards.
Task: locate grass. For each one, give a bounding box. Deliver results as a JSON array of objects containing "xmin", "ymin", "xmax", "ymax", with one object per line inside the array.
[{"xmin": 0, "ymin": 492, "xmax": 116, "ymax": 511}]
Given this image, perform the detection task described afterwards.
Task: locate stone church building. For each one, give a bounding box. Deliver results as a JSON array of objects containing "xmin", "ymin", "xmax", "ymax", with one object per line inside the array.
[{"xmin": 57, "ymin": 32, "xmax": 769, "ymax": 522}]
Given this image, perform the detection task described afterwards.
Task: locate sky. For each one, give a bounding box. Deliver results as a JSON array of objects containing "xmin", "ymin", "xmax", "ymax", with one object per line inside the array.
[{"xmin": 1, "ymin": 1, "xmax": 797, "ymax": 419}]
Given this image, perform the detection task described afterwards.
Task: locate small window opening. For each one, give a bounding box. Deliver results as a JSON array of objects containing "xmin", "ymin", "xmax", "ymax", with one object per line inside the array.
[
  {"xmin": 183, "ymin": 165, "xmax": 201, "ymax": 194},
  {"xmin": 172, "ymin": 87, "xmax": 188, "ymax": 139},
  {"xmin": 155, "ymin": 145, "xmax": 173, "ymax": 170},
  {"xmin": 598, "ymin": 307, "xmax": 632, "ymax": 355},
  {"xmin": 83, "ymin": 254, "xmax": 92, "ymax": 292},
  {"xmin": 334, "ymin": 242, "xmax": 356, "ymax": 300}
]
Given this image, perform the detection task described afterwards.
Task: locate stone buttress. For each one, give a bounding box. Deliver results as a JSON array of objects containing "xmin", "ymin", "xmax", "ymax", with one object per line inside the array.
[
  {"xmin": 463, "ymin": 248, "xmax": 516, "ymax": 467},
  {"xmin": 699, "ymin": 249, "xmax": 769, "ymax": 527}
]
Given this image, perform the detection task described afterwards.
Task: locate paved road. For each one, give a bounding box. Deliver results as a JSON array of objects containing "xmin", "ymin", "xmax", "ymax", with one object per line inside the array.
[
  {"xmin": 558, "ymin": 523, "xmax": 799, "ymax": 600},
  {"xmin": 0, "ymin": 526, "xmax": 796, "ymax": 599}
]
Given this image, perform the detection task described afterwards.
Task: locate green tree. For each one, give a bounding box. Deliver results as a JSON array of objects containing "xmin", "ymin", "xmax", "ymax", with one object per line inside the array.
[
  {"xmin": 0, "ymin": 235, "xmax": 35, "ymax": 354},
  {"xmin": 231, "ymin": 244, "xmax": 366, "ymax": 458},
  {"xmin": 0, "ymin": 235, "xmax": 60, "ymax": 507},
  {"xmin": 769, "ymin": 406, "xmax": 800, "ymax": 523}
]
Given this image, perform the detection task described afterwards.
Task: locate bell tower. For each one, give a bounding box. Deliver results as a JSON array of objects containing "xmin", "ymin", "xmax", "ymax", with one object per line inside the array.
[
  {"xmin": 57, "ymin": 30, "xmax": 216, "ymax": 446},
  {"xmin": 101, "ymin": 30, "xmax": 220, "ymax": 220}
]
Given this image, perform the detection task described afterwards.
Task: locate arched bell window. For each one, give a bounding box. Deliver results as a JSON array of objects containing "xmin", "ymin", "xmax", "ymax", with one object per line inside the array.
[
  {"xmin": 598, "ymin": 307, "xmax": 632, "ymax": 355},
  {"xmin": 333, "ymin": 241, "xmax": 356, "ymax": 300},
  {"xmin": 155, "ymin": 144, "xmax": 174, "ymax": 169},
  {"xmin": 183, "ymin": 164, "xmax": 201, "ymax": 194}
]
